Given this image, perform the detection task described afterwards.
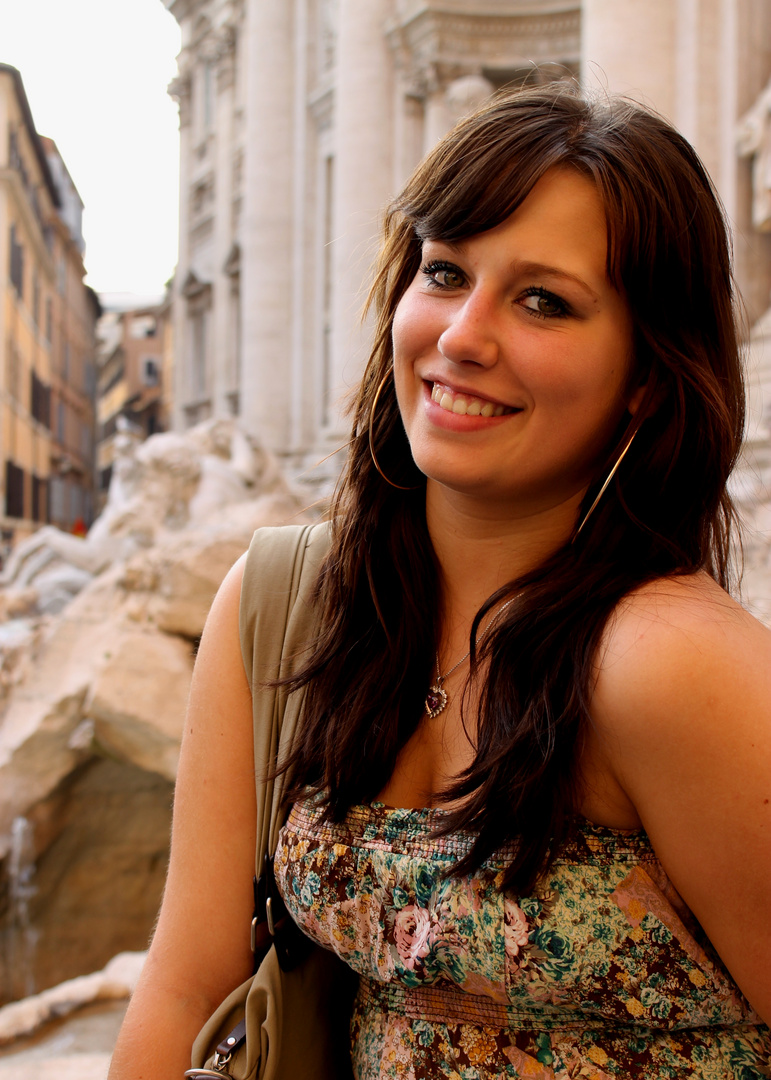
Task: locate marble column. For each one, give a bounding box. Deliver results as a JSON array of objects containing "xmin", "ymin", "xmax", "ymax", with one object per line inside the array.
[
  {"xmin": 212, "ymin": 29, "xmax": 238, "ymax": 421},
  {"xmin": 239, "ymin": 0, "xmax": 295, "ymax": 453},
  {"xmin": 424, "ymin": 74, "xmax": 494, "ymax": 156},
  {"xmin": 326, "ymin": 0, "xmax": 395, "ymax": 441},
  {"xmin": 581, "ymin": 0, "xmax": 731, "ymax": 187},
  {"xmin": 424, "ymin": 86, "xmax": 456, "ymax": 153},
  {"xmin": 170, "ymin": 71, "xmax": 192, "ymax": 434},
  {"xmin": 580, "ymin": 0, "xmax": 678, "ymax": 121}
]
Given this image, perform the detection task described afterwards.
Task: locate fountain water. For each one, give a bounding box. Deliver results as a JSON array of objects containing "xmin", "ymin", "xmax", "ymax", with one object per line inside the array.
[{"xmin": 4, "ymin": 817, "xmax": 39, "ymax": 1001}]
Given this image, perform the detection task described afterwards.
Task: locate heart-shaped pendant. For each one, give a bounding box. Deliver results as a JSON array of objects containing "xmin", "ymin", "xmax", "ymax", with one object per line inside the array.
[{"xmin": 425, "ymin": 684, "xmax": 447, "ymax": 718}]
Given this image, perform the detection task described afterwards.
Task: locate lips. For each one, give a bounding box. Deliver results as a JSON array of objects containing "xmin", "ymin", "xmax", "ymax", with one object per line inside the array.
[{"xmin": 429, "ymin": 381, "xmax": 517, "ymax": 418}]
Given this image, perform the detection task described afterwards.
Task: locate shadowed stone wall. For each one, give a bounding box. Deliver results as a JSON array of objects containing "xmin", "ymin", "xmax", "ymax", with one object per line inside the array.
[{"xmin": 0, "ymin": 758, "xmax": 173, "ymax": 1005}]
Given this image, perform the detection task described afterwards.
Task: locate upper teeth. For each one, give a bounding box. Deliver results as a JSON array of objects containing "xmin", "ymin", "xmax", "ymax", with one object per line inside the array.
[{"xmin": 431, "ymin": 383, "xmax": 506, "ymax": 417}]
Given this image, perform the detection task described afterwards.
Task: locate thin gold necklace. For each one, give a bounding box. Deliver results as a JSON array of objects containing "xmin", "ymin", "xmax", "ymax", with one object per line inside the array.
[{"xmin": 424, "ymin": 598, "xmax": 517, "ymax": 718}]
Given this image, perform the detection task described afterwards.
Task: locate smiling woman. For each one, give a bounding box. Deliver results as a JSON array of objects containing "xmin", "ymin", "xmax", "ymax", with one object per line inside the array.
[
  {"xmin": 108, "ymin": 86, "xmax": 770, "ymax": 1080},
  {"xmin": 392, "ymin": 168, "xmax": 639, "ymax": 514}
]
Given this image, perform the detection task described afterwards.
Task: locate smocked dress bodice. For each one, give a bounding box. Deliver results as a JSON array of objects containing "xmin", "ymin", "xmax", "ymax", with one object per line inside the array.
[{"xmin": 274, "ymin": 798, "xmax": 770, "ymax": 1079}]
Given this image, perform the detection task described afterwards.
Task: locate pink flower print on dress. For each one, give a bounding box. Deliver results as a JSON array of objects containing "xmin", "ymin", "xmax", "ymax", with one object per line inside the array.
[
  {"xmin": 504, "ymin": 898, "xmax": 530, "ymax": 969},
  {"xmin": 394, "ymin": 904, "xmax": 435, "ymax": 970}
]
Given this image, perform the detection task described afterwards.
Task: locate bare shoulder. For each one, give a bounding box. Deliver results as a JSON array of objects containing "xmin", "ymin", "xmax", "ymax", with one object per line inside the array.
[
  {"xmin": 590, "ymin": 570, "xmax": 771, "ymax": 819},
  {"xmin": 590, "ymin": 572, "xmax": 771, "ymax": 1020},
  {"xmin": 204, "ymin": 549, "xmax": 247, "ymax": 632},
  {"xmin": 594, "ymin": 571, "xmax": 771, "ymax": 734}
]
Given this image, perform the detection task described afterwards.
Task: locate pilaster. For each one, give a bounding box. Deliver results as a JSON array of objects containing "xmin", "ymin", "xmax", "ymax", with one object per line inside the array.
[
  {"xmin": 238, "ymin": 0, "xmax": 296, "ymax": 451},
  {"xmin": 326, "ymin": 0, "xmax": 395, "ymax": 440}
]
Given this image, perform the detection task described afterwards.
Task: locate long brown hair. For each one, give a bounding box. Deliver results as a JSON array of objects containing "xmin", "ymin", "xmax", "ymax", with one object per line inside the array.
[{"xmin": 281, "ymin": 85, "xmax": 745, "ymax": 892}]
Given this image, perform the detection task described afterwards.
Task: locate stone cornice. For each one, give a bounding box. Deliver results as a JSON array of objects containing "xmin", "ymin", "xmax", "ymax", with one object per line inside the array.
[
  {"xmin": 387, "ymin": 7, "xmax": 580, "ymax": 94},
  {"xmin": 394, "ymin": 0, "xmax": 577, "ymax": 15}
]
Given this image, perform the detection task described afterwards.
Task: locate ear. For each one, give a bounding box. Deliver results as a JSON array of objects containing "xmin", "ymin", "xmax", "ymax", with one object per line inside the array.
[
  {"xmin": 627, "ymin": 379, "xmax": 647, "ymax": 417},
  {"xmin": 626, "ymin": 368, "xmax": 662, "ymax": 418}
]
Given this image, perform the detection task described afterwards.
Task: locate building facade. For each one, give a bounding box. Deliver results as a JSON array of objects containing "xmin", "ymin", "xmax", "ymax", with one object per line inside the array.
[
  {"xmin": 0, "ymin": 66, "xmax": 99, "ymax": 548},
  {"xmin": 42, "ymin": 138, "xmax": 100, "ymax": 535},
  {"xmin": 164, "ymin": 1, "xmax": 771, "ymax": 503},
  {"xmin": 164, "ymin": 0, "xmax": 582, "ymax": 488},
  {"xmin": 95, "ymin": 299, "xmax": 170, "ymax": 509}
]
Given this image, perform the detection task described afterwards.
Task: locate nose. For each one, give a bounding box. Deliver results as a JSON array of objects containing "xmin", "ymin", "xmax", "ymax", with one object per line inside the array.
[{"xmin": 437, "ymin": 289, "xmax": 500, "ymax": 368}]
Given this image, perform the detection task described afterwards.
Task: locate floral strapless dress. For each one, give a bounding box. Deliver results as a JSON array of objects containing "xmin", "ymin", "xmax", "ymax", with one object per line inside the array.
[{"xmin": 274, "ymin": 799, "xmax": 770, "ymax": 1079}]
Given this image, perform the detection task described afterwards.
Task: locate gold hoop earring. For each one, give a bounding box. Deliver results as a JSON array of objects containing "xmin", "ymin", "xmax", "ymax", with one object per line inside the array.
[
  {"xmin": 368, "ymin": 369, "xmax": 420, "ymax": 491},
  {"xmin": 572, "ymin": 425, "xmax": 640, "ymax": 542}
]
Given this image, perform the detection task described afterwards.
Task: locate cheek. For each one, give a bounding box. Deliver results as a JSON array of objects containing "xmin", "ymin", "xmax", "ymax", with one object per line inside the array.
[
  {"xmin": 392, "ymin": 286, "xmax": 440, "ymax": 366},
  {"xmin": 547, "ymin": 331, "xmax": 633, "ymax": 405},
  {"xmin": 529, "ymin": 347, "xmax": 633, "ymax": 451}
]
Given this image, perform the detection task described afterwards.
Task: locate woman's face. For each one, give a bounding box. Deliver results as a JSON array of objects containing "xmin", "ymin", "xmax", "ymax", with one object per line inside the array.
[{"xmin": 392, "ymin": 167, "xmax": 643, "ymax": 518}]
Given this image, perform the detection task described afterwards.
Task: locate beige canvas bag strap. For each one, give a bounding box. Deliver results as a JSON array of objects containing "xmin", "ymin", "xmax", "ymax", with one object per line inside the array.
[
  {"xmin": 188, "ymin": 519, "xmax": 349, "ymax": 1080},
  {"xmin": 238, "ymin": 521, "xmax": 331, "ymax": 873}
]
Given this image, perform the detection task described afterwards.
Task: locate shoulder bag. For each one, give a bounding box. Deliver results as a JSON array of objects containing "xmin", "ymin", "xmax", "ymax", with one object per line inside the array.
[{"xmin": 185, "ymin": 521, "xmax": 356, "ymax": 1080}]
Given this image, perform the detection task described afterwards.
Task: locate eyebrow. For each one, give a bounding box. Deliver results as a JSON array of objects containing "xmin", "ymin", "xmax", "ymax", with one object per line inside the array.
[
  {"xmin": 513, "ymin": 260, "xmax": 600, "ymax": 302},
  {"xmin": 428, "ymin": 240, "xmax": 601, "ymax": 303}
]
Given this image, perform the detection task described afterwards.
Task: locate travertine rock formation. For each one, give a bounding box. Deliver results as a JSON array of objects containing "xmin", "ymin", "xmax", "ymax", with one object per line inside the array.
[
  {"xmin": 0, "ymin": 420, "xmax": 309, "ymax": 1004},
  {"xmin": 0, "ymin": 952, "xmax": 142, "ymax": 1079}
]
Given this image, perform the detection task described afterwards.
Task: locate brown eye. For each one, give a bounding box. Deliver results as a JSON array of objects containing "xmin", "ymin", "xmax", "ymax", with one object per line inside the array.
[
  {"xmin": 421, "ymin": 260, "xmax": 467, "ymax": 290},
  {"xmin": 536, "ymin": 295, "xmax": 561, "ymax": 315},
  {"xmin": 436, "ymin": 268, "xmax": 464, "ymax": 288},
  {"xmin": 520, "ymin": 288, "xmax": 569, "ymax": 319}
]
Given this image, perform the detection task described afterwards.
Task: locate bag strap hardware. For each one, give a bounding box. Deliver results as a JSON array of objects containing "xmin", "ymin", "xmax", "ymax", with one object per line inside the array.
[{"xmin": 265, "ymin": 896, "xmax": 276, "ymax": 937}]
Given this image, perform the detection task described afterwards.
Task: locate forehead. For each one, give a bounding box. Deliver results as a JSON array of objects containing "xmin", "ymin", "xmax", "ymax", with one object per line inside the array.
[{"xmin": 426, "ymin": 168, "xmax": 612, "ymax": 291}]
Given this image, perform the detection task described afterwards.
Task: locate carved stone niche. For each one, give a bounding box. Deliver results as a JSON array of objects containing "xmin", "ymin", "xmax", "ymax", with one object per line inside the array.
[
  {"xmin": 214, "ymin": 25, "xmax": 238, "ymax": 92},
  {"xmin": 189, "ymin": 171, "xmax": 215, "ymax": 223},
  {"xmin": 387, "ymin": 2, "xmax": 581, "ymax": 99},
  {"xmin": 193, "ymin": 26, "xmax": 237, "ymax": 88}
]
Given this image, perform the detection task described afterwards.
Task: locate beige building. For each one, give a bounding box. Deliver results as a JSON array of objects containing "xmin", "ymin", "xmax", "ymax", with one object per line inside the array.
[
  {"xmin": 0, "ymin": 65, "xmax": 99, "ymax": 550},
  {"xmin": 0, "ymin": 64, "xmax": 58, "ymax": 544},
  {"xmin": 0, "ymin": 66, "xmax": 99, "ymax": 548},
  {"xmin": 164, "ymin": 1, "xmax": 771, "ymax": 500},
  {"xmin": 42, "ymin": 137, "xmax": 100, "ymax": 535}
]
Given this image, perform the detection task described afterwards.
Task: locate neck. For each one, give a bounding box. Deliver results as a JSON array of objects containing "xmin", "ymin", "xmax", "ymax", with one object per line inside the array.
[{"xmin": 425, "ymin": 482, "xmax": 580, "ymax": 625}]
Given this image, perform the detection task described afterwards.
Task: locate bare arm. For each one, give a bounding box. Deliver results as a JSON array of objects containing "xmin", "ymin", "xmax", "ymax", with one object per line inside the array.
[
  {"xmin": 592, "ymin": 575, "xmax": 771, "ymax": 1022},
  {"xmin": 109, "ymin": 553, "xmax": 257, "ymax": 1079}
]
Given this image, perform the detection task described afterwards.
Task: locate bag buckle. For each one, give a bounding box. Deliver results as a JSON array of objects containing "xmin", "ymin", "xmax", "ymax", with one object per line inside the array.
[
  {"xmin": 252, "ymin": 855, "xmax": 288, "ymax": 959},
  {"xmin": 184, "ymin": 1018, "xmax": 246, "ymax": 1078},
  {"xmin": 253, "ymin": 854, "xmax": 313, "ymax": 973}
]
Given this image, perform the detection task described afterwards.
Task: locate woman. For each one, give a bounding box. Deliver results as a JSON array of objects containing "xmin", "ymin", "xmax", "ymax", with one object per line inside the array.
[{"xmin": 109, "ymin": 86, "xmax": 771, "ymax": 1079}]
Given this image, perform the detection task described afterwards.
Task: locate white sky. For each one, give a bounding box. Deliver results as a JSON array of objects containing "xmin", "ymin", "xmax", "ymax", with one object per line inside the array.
[{"xmin": 0, "ymin": 0, "xmax": 181, "ymax": 300}]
